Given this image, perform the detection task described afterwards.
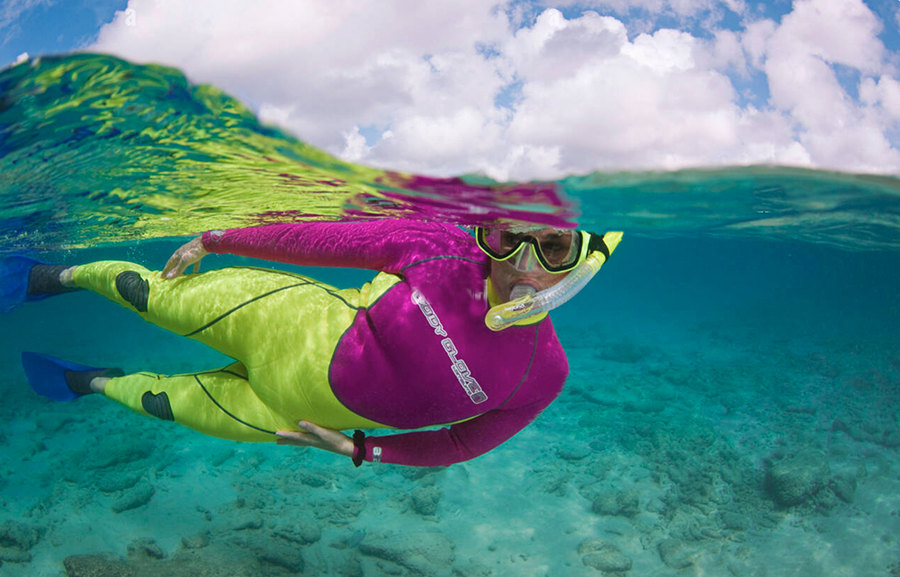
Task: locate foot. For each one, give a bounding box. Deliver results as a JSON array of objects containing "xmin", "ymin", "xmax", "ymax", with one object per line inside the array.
[
  {"xmin": 64, "ymin": 368, "xmax": 124, "ymax": 395},
  {"xmin": 59, "ymin": 266, "xmax": 77, "ymax": 288}
]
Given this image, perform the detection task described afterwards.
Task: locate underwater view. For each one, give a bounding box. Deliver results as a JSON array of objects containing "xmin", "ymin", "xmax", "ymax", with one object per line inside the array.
[{"xmin": 1, "ymin": 53, "xmax": 900, "ymax": 577}]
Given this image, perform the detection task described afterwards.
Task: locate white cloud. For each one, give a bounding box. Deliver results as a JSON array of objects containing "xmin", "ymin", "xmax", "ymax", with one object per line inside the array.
[
  {"xmin": 507, "ymin": 26, "xmax": 737, "ymax": 163},
  {"xmin": 500, "ymin": 12, "xmax": 807, "ymax": 174},
  {"xmin": 86, "ymin": 0, "xmax": 900, "ymax": 179},
  {"xmin": 340, "ymin": 126, "xmax": 370, "ymax": 162},
  {"xmin": 93, "ymin": 0, "xmax": 509, "ymax": 152},
  {"xmin": 505, "ymin": 9, "xmax": 628, "ymax": 82},
  {"xmin": 740, "ymin": 18, "xmax": 776, "ymax": 69},
  {"xmin": 622, "ymin": 29, "xmax": 697, "ymax": 73},
  {"xmin": 546, "ymin": 0, "xmax": 745, "ymax": 20},
  {"xmin": 860, "ymin": 76, "xmax": 900, "ymax": 122},
  {"xmin": 769, "ymin": 0, "xmax": 883, "ymax": 73},
  {"xmin": 369, "ymin": 106, "xmax": 506, "ymax": 172},
  {"xmin": 703, "ymin": 29, "xmax": 747, "ymax": 76},
  {"xmin": 750, "ymin": 0, "xmax": 900, "ymax": 171}
]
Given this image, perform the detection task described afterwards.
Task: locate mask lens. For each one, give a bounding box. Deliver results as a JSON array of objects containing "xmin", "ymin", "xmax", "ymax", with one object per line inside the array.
[
  {"xmin": 482, "ymin": 229, "xmax": 526, "ymax": 257},
  {"xmin": 535, "ymin": 230, "xmax": 580, "ymax": 268},
  {"xmin": 477, "ymin": 227, "xmax": 585, "ymax": 273}
]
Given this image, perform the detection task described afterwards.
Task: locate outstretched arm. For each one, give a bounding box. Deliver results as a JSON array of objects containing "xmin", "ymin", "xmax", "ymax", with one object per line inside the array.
[
  {"xmin": 358, "ymin": 398, "xmax": 553, "ymax": 467},
  {"xmin": 162, "ymin": 220, "xmax": 466, "ymax": 277},
  {"xmin": 276, "ymin": 396, "xmax": 557, "ymax": 467}
]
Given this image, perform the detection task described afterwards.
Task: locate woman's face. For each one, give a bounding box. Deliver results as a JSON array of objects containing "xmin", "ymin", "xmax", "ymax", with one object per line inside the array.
[{"xmin": 489, "ymin": 255, "xmax": 568, "ymax": 302}]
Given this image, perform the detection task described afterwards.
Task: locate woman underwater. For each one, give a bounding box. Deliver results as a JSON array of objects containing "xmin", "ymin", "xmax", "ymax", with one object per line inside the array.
[{"xmin": 1, "ymin": 220, "xmax": 621, "ymax": 467}]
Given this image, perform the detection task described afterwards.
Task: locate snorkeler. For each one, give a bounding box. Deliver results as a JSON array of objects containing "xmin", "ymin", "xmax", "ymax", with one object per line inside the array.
[{"xmin": 1, "ymin": 220, "xmax": 620, "ymax": 467}]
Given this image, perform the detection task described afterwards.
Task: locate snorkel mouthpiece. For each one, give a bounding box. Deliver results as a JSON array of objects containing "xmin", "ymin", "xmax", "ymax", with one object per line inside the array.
[
  {"xmin": 509, "ymin": 283, "xmax": 537, "ymax": 301},
  {"xmin": 485, "ymin": 231, "xmax": 623, "ymax": 331}
]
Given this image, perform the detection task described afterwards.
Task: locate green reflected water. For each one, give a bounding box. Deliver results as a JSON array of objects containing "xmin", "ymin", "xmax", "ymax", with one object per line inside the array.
[{"xmin": 1, "ymin": 52, "xmax": 899, "ymax": 252}]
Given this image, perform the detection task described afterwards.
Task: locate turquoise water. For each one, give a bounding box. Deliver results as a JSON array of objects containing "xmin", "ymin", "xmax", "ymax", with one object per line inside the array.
[{"xmin": 1, "ymin": 54, "xmax": 900, "ymax": 576}]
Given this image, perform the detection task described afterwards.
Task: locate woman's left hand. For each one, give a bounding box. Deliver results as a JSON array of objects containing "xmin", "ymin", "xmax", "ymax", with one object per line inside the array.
[
  {"xmin": 162, "ymin": 237, "xmax": 209, "ymax": 279},
  {"xmin": 276, "ymin": 421, "xmax": 354, "ymax": 457}
]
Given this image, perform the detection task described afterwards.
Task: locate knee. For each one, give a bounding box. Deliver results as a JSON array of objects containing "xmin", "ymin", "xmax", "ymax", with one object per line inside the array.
[
  {"xmin": 115, "ymin": 271, "xmax": 150, "ymax": 312},
  {"xmin": 141, "ymin": 391, "xmax": 174, "ymax": 421}
]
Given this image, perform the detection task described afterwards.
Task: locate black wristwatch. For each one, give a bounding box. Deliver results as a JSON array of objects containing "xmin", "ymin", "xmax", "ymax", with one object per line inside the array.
[{"xmin": 352, "ymin": 430, "xmax": 366, "ymax": 467}]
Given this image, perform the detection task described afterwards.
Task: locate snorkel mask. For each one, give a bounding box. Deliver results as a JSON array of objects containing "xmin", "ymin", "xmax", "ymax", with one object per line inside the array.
[{"xmin": 476, "ymin": 227, "xmax": 623, "ymax": 331}]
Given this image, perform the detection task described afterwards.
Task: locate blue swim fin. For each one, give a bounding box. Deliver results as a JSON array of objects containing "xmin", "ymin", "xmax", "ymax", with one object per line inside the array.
[
  {"xmin": 21, "ymin": 351, "xmax": 104, "ymax": 402},
  {"xmin": 0, "ymin": 255, "xmax": 48, "ymax": 313},
  {"xmin": 1, "ymin": 256, "xmax": 80, "ymax": 313}
]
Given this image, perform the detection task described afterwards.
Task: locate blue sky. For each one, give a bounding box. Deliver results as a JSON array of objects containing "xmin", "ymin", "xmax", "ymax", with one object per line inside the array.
[
  {"xmin": 3, "ymin": 0, "xmax": 900, "ymax": 178},
  {"xmin": 0, "ymin": 0, "xmax": 125, "ymax": 66}
]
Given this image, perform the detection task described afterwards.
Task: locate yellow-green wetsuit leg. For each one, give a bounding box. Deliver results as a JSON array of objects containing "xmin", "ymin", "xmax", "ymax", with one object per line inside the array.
[
  {"xmin": 109, "ymin": 363, "xmax": 279, "ymax": 442},
  {"xmin": 71, "ymin": 261, "xmax": 385, "ymax": 442}
]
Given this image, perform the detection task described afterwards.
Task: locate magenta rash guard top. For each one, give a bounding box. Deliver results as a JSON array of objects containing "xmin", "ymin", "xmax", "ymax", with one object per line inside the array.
[{"xmin": 202, "ymin": 219, "xmax": 569, "ymax": 467}]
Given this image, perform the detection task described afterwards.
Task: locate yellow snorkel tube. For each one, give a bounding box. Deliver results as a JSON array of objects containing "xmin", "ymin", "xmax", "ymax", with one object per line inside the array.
[{"xmin": 485, "ymin": 231, "xmax": 623, "ymax": 331}]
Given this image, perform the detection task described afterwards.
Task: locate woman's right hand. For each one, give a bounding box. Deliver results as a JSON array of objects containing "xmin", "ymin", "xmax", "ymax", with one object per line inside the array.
[{"xmin": 162, "ymin": 237, "xmax": 209, "ymax": 279}]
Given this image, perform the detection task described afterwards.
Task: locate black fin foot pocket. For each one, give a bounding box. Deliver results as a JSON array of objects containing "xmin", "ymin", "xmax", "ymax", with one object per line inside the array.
[
  {"xmin": 115, "ymin": 271, "xmax": 149, "ymax": 312},
  {"xmin": 27, "ymin": 264, "xmax": 80, "ymax": 296},
  {"xmin": 142, "ymin": 391, "xmax": 174, "ymax": 421},
  {"xmin": 64, "ymin": 367, "xmax": 124, "ymax": 395}
]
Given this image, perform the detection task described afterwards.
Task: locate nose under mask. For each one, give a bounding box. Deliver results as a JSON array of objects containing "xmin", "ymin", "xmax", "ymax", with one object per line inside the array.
[{"xmin": 510, "ymin": 245, "xmax": 541, "ymax": 272}]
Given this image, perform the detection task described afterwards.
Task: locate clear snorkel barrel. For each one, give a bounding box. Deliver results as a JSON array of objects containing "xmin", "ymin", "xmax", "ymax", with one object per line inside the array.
[{"xmin": 485, "ymin": 231, "xmax": 623, "ymax": 331}]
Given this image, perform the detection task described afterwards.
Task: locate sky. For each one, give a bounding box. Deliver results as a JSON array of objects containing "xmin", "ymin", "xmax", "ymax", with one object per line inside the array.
[{"xmin": 2, "ymin": 0, "xmax": 900, "ymax": 181}]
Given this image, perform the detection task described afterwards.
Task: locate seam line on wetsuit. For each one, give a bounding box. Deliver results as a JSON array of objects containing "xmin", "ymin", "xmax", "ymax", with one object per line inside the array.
[
  {"xmin": 138, "ymin": 368, "xmax": 249, "ymax": 381},
  {"xmin": 496, "ymin": 324, "xmax": 541, "ymax": 410},
  {"xmin": 178, "ymin": 266, "xmax": 362, "ymax": 337},
  {"xmin": 193, "ymin": 374, "xmax": 276, "ymax": 435},
  {"xmin": 400, "ymin": 255, "xmax": 485, "ymax": 273},
  {"xmin": 233, "ymin": 266, "xmax": 361, "ymax": 310},
  {"xmin": 181, "ymin": 282, "xmax": 307, "ymax": 337},
  {"xmin": 208, "ymin": 368, "xmax": 248, "ymax": 380}
]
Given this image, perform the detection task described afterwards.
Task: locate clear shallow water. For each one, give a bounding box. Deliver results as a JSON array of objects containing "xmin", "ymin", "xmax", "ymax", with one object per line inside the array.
[{"xmin": 0, "ymin": 53, "xmax": 899, "ymax": 577}]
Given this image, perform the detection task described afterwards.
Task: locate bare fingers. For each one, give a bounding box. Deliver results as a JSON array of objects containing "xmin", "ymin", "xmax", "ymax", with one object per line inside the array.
[
  {"xmin": 276, "ymin": 421, "xmax": 354, "ymax": 457},
  {"xmin": 162, "ymin": 237, "xmax": 207, "ymax": 279},
  {"xmin": 275, "ymin": 430, "xmax": 319, "ymax": 448}
]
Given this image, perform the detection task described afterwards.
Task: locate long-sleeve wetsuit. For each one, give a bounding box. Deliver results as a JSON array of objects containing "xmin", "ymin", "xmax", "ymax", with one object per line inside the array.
[{"xmin": 71, "ymin": 220, "xmax": 569, "ymax": 467}]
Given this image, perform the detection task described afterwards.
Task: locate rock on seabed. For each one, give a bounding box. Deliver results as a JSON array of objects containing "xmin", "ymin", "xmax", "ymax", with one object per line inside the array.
[
  {"xmin": 765, "ymin": 449, "xmax": 830, "ymax": 507},
  {"xmin": 579, "ymin": 539, "xmax": 632, "ymax": 573}
]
